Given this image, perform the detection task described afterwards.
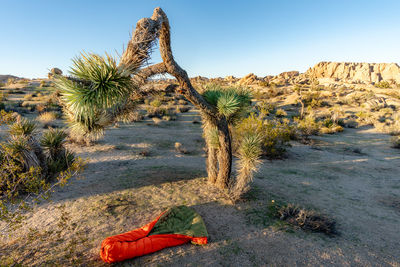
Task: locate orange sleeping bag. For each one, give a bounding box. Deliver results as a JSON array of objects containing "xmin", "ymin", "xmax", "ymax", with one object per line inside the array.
[{"xmin": 100, "ymin": 206, "xmax": 208, "ymax": 263}]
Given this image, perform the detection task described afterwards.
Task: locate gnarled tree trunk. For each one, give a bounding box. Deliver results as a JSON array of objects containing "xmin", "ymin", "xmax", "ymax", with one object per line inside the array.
[{"xmin": 119, "ymin": 7, "xmax": 232, "ymax": 189}]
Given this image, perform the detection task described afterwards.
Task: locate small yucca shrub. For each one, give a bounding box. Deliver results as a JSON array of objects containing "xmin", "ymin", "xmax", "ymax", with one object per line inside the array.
[
  {"xmin": 8, "ymin": 118, "xmax": 37, "ymax": 137},
  {"xmin": 40, "ymin": 128, "xmax": 68, "ymax": 159},
  {"xmin": 230, "ymin": 132, "xmax": 263, "ymax": 201},
  {"xmin": 41, "ymin": 128, "xmax": 74, "ymax": 174}
]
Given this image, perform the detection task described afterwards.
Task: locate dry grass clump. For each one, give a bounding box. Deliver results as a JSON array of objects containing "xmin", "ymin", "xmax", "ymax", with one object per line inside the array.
[
  {"xmin": 23, "ymin": 94, "xmax": 34, "ymax": 101},
  {"xmin": 275, "ymin": 108, "xmax": 287, "ymax": 118},
  {"xmin": 277, "ymin": 204, "xmax": 337, "ymax": 235},
  {"xmin": 37, "ymin": 111, "xmax": 58, "ymax": 124},
  {"xmin": 174, "ymin": 142, "xmax": 189, "ymax": 154},
  {"xmin": 390, "ymin": 136, "xmax": 400, "ymax": 149},
  {"xmin": 176, "ymin": 105, "xmax": 190, "ymax": 113}
]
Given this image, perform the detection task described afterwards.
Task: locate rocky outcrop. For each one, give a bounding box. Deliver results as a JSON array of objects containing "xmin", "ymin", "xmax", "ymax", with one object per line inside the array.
[
  {"xmin": 48, "ymin": 68, "xmax": 63, "ymax": 79},
  {"xmin": 306, "ymin": 62, "xmax": 400, "ymax": 84},
  {"xmin": 238, "ymin": 73, "xmax": 259, "ymax": 85}
]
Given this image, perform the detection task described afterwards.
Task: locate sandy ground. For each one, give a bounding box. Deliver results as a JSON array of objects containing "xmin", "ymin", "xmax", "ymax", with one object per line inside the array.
[{"xmin": 1, "ymin": 107, "xmax": 399, "ymax": 266}]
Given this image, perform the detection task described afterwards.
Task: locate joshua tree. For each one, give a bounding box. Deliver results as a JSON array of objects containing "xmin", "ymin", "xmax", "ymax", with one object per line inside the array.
[{"xmin": 56, "ymin": 8, "xmax": 261, "ymax": 193}]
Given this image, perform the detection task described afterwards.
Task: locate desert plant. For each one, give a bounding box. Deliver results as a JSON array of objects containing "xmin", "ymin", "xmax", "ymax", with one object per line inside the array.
[
  {"xmin": 55, "ymin": 53, "xmax": 135, "ymax": 144},
  {"xmin": 37, "ymin": 111, "xmax": 58, "ymax": 124},
  {"xmin": 375, "ymin": 80, "xmax": 391, "ymax": 88},
  {"xmin": 390, "ymin": 136, "xmax": 400, "ymax": 148},
  {"xmin": 150, "ymin": 99, "xmax": 162, "ymax": 107},
  {"xmin": 235, "ymin": 113, "xmax": 293, "ymax": 159},
  {"xmin": 6, "ymin": 78, "xmax": 16, "ymax": 86},
  {"xmin": 275, "ymin": 108, "xmax": 287, "ymax": 118},
  {"xmin": 230, "ymin": 132, "xmax": 262, "ymax": 201},
  {"xmin": 8, "ymin": 118, "xmax": 37, "ymax": 137},
  {"xmin": 276, "ymin": 204, "xmax": 336, "ymax": 235}
]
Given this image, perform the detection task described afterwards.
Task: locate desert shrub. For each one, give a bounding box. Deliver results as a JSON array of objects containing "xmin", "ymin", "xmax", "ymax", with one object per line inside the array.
[
  {"xmin": 0, "ymin": 110, "xmax": 17, "ymax": 125},
  {"xmin": 23, "ymin": 94, "xmax": 33, "ymax": 101},
  {"xmin": 253, "ymin": 100, "xmax": 276, "ymax": 118},
  {"xmin": 146, "ymin": 107, "xmax": 167, "ymax": 118},
  {"xmin": 375, "ymin": 80, "xmax": 391, "ymax": 88},
  {"xmin": 178, "ymin": 99, "xmax": 188, "ymax": 105},
  {"xmin": 8, "ymin": 118, "xmax": 37, "ymax": 137},
  {"xmin": 39, "ymin": 80, "xmax": 47, "ymax": 88},
  {"xmin": 276, "ymin": 204, "xmax": 336, "ymax": 235},
  {"xmin": 176, "ymin": 105, "xmax": 190, "ymax": 113},
  {"xmin": 0, "ymin": 91, "xmax": 8, "ymax": 102},
  {"xmin": 319, "ymin": 118, "xmax": 344, "ymax": 134},
  {"xmin": 0, "ymin": 82, "xmax": 5, "ymax": 88},
  {"xmin": 295, "ymin": 114, "xmax": 320, "ymax": 137},
  {"xmin": 0, "ymin": 123, "xmax": 84, "ymax": 230},
  {"xmin": 302, "ymin": 90, "xmax": 322, "ymax": 107},
  {"xmin": 275, "ymin": 108, "xmax": 287, "ymax": 118},
  {"xmin": 6, "ymin": 78, "xmax": 16, "ymax": 86},
  {"xmin": 356, "ymin": 111, "xmax": 375, "ymax": 126},
  {"xmin": 390, "ymin": 136, "xmax": 400, "ymax": 148},
  {"xmin": 37, "ymin": 111, "xmax": 58, "ymax": 124},
  {"xmin": 235, "ymin": 113, "xmax": 293, "ymax": 159},
  {"xmin": 41, "ymin": 128, "xmax": 75, "ymax": 174},
  {"xmin": 150, "ymin": 99, "xmax": 162, "ymax": 108}
]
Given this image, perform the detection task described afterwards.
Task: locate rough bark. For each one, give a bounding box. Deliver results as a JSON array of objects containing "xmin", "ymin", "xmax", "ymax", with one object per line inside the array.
[{"xmin": 206, "ymin": 146, "xmax": 218, "ymax": 184}]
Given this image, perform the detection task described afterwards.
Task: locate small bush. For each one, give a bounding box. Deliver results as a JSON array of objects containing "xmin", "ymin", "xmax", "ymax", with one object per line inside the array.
[
  {"xmin": 235, "ymin": 114, "xmax": 293, "ymax": 159},
  {"xmin": 375, "ymin": 80, "xmax": 391, "ymax": 88},
  {"xmin": 176, "ymin": 105, "xmax": 190, "ymax": 113},
  {"xmin": 150, "ymin": 99, "xmax": 162, "ymax": 108},
  {"xmin": 23, "ymin": 94, "xmax": 34, "ymax": 101},
  {"xmin": 277, "ymin": 204, "xmax": 336, "ymax": 235},
  {"xmin": 390, "ymin": 136, "xmax": 400, "ymax": 148},
  {"xmin": 275, "ymin": 108, "xmax": 287, "ymax": 118},
  {"xmin": 8, "ymin": 118, "xmax": 37, "ymax": 137},
  {"xmin": 37, "ymin": 111, "xmax": 58, "ymax": 124}
]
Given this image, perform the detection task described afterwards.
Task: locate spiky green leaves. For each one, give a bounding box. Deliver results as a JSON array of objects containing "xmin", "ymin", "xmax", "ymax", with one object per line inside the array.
[
  {"xmin": 202, "ymin": 85, "xmax": 251, "ymax": 123},
  {"xmin": 238, "ymin": 133, "xmax": 262, "ymax": 164},
  {"xmin": 8, "ymin": 118, "xmax": 37, "ymax": 137},
  {"xmin": 40, "ymin": 128, "xmax": 68, "ymax": 160},
  {"xmin": 55, "ymin": 53, "xmax": 136, "ymax": 138}
]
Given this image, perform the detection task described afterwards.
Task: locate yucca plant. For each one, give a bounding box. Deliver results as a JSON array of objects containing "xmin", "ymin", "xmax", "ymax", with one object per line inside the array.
[
  {"xmin": 40, "ymin": 128, "xmax": 74, "ymax": 174},
  {"xmin": 8, "ymin": 118, "xmax": 37, "ymax": 137},
  {"xmin": 40, "ymin": 128, "xmax": 68, "ymax": 160},
  {"xmin": 55, "ymin": 52, "xmax": 138, "ymax": 144},
  {"xmin": 230, "ymin": 132, "xmax": 263, "ymax": 201},
  {"xmin": 202, "ymin": 84, "xmax": 251, "ymax": 124},
  {"xmin": 3, "ymin": 135, "xmax": 40, "ymax": 170}
]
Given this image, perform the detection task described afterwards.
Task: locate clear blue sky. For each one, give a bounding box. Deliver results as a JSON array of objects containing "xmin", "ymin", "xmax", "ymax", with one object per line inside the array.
[{"xmin": 1, "ymin": 0, "xmax": 399, "ymax": 79}]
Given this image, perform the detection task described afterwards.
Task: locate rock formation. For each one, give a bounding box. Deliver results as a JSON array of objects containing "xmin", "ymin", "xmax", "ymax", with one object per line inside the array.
[
  {"xmin": 306, "ymin": 62, "xmax": 400, "ymax": 84},
  {"xmin": 238, "ymin": 73, "xmax": 259, "ymax": 85},
  {"xmin": 48, "ymin": 68, "xmax": 63, "ymax": 79}
]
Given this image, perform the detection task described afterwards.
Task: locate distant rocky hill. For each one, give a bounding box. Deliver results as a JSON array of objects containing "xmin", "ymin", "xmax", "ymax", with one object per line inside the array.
[
  {"xmin": 306, "ymin": 62, "xmax": 400, "ymax": 84},
  {"xmin": 0, "ymin": 75, "xmax": 19, "ymax": 83},
  {"xmin": 231, "ymin": 62, "xmax": 400, "ymax": 87}
]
